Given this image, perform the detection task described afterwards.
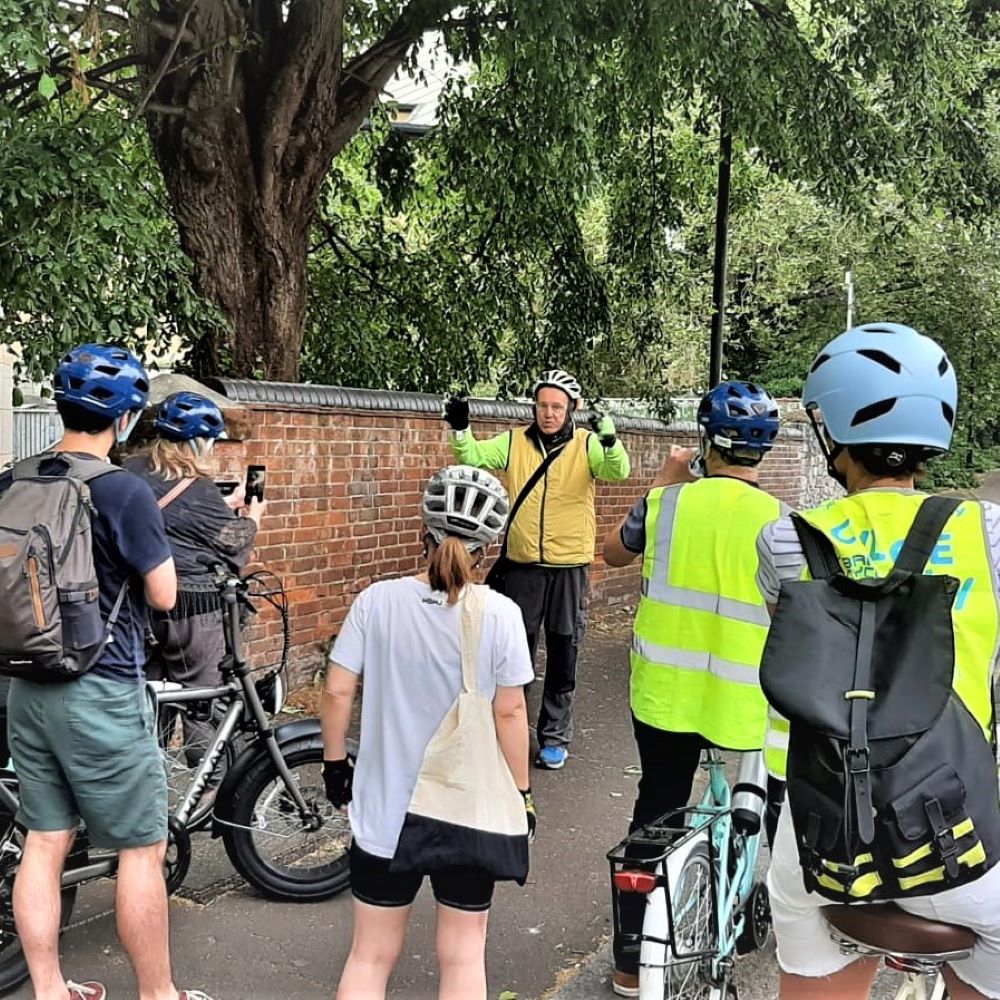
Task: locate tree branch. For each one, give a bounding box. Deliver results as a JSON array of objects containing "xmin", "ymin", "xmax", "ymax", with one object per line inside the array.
[
  {"xmin": 330, "ymin": 0, "xmax": 461, "ymax": 158},
  {"xmin": 135, "ymin": 0, "xmax": 198, "ymax": 116}
]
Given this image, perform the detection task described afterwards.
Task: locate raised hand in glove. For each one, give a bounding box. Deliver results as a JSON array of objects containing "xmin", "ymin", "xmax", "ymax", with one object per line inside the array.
[
  {"xmin": 443, "ymin": 395, "xmax": 470, "ymax": 432},
  {"xmin": 589, "ymin": 413, "xmax": 617, "ymax": 448},
  {"xmin": 521, "ymin": 788, "xmax": 537, "ymax": 843},
  {"xmin": 323, "ymin": 758, "xmax": 354, "ymax": 809}
]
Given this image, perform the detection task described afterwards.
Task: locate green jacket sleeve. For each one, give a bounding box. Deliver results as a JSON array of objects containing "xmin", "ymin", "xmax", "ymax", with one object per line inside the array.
[
  {"xmin": 449, "ymin": 429, "xmax": 512, "ymax": 470},
  {"xmin": 587, "ymin": 432, "xmax": 631, "ymax": 481}
]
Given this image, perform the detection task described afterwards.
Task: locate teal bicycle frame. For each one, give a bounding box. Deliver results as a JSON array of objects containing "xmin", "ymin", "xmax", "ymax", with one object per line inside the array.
[{"xmin": 609, "ymin": 749, "xmax": 769, "ymax": 999}]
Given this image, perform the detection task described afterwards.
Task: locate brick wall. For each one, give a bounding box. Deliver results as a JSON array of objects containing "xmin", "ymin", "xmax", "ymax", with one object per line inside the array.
[{"xmin": 202, "ymin": 386, "xmax": 837, "ymax": 683}]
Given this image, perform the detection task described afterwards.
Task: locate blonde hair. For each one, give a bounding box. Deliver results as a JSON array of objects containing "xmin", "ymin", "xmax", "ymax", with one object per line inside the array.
[
  {"xmin": 136, "ymin": 438, "xmax": 211, "ymax": 480},
  {"xmin": 427, "ymin": 535, "xmax": 476, "ymax": 605}
]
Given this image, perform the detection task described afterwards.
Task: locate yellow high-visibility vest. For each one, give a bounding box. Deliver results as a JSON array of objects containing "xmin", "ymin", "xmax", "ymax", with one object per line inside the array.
[{"xmin": 630, "ymin": 477, "xmax": 783, "ymax": 749}]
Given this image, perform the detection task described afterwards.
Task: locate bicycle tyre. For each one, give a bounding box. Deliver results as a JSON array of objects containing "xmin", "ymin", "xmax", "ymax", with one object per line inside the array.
[
  {"xmin": 641, "ymin": 841, "xmax": 718, "ymax": 1000},
  {"xmin": 221, "ymin": 740, "xmax": 351, "ymax": 902}
]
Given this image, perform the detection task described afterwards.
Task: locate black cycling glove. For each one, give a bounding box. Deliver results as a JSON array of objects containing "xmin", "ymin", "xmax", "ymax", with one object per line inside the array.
[
  {"xmin": 323, "ymin": 758, "xmax": 354, "ymax": 809},
  {"xmin": 521, "ymin": 788, "xmax": 537, "ymax": 843},
  {"xmin": 443, "ymin": 395, "xmax": 470, "ymax": 432}
]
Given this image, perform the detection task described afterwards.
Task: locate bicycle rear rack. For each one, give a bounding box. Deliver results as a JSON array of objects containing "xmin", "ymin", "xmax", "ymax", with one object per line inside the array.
[{"xmin": 607, "ymin": 805, "xmax": 729, "ymax": 966}]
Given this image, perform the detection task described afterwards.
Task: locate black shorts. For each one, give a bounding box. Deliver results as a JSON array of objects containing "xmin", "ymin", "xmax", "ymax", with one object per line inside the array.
[{"xmin": 349, "ymin": 842, "xmax": 495, "ymax": 912}]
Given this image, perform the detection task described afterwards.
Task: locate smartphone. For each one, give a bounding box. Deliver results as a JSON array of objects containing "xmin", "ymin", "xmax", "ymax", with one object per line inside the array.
[
  {"xmin": 215, "ymin": 479, "xmax": 241, "ymax": 497},
  {"xmin": 245, "ymin": 465, "xmax": 266, "ymax": 504}
]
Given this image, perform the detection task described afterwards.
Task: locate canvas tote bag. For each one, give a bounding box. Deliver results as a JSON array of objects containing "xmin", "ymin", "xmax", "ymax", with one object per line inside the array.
[{"xmin": 390, "ymin": 583, "xmax": 530, "ymax": 882}]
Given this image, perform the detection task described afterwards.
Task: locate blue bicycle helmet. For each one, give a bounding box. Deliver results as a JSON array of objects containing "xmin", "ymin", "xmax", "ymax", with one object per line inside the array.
[
  {"xmin": 803, "ymin": 323, "xmax": 957, "ymax": 453},
  {"xmin": 697, "ymin": 381, "xmax": 780, "ymax": 455},
  {"xmin": 155, "ymin": 392, "xmax": 225, "ymax": 442},
  {"xmin": 53, "ymin": 343, "xmax": 149, "ymax": 419}
]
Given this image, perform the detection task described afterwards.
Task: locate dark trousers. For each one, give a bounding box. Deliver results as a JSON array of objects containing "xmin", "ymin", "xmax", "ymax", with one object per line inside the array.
[
  {"xmin": 146, "ymin": 608, "xmax": 225, "ymax": 767},
  {"xmin": 503, "ymin": 563, "xmax": 588, "ymax": 748},
  {"xmin": 613, "ymin": 717, "xmax": 784, "ymax": 975}
]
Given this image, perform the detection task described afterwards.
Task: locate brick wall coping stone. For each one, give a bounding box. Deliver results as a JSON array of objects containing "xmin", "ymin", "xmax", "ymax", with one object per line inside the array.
[{"xmin": 205, "ymin": 377, "xmax": 809, "ymax": 437}]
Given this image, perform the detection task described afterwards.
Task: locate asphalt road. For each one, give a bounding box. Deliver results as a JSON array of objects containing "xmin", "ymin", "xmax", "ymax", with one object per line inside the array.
[{"xmin": 8, "ymin": 607, "xmax": 924, "ymax": 1000}]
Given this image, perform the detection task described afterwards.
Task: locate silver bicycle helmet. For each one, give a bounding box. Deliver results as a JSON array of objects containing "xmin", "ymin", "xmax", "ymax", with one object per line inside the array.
[
  {"xmin": 531, "ymin": 368, "xmax": 582, "ymax": 401},
  {"xmin": 422, "ymin": 465, "xmax": 509, "ymax": 551}
]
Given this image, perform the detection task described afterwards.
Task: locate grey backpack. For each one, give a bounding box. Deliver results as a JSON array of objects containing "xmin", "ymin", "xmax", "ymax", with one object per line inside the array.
[{"xmin": 0, "ymin": 453, "xmax": 129, "ymax": 681}]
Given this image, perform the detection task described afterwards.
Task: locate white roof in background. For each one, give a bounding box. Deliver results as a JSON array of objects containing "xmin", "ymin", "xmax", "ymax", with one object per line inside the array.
[{"xmin": 383, "ymin": 34, "xmax": 467, "ymax": 132}]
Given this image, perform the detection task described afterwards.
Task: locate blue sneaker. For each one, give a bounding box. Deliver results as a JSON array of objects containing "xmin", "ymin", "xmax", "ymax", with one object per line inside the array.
[{"xmin": 536, "ymin": 746, "xmax": 568, "ymax": 770}]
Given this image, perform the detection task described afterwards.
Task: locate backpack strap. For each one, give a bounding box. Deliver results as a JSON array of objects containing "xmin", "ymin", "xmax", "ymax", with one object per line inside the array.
[
  {"xmin": 845, "ymin": 495, "xmax": 963, "ymax": 849},
  {"xmin": 890, "ymin": 495, "xmax": 963, "ymax": 576},
  {"xmin": 791, "ymin": 514, "xmax": 842, "ymax": 580},
  {"xmin": 11, "ymin": 452, "xmax": 123, "ymax": 485}
]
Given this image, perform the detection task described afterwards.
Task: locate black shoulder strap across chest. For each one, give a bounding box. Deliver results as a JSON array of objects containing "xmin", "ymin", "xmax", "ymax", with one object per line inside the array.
[{"xmin": 497, "ymin": 443, "xmax": 567, "ymax": 559}]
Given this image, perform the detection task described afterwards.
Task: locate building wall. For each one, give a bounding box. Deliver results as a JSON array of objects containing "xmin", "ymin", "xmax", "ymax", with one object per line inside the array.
[{"xmin": 203, "ymin": 391, "xmax": 837, "ymax": 683}]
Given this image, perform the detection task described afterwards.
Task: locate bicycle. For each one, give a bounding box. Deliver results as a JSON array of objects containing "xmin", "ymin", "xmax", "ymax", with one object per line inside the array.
[
  {"xmin": 608, "ymin": 750, "xmax": 772, "ymax": 1000},
  {"xmin": 0, "ymin": 565, "xmax": 352, "ymax": 996},
  {"xmin": 824, "ymin": 902, "xmax": 975, "ymax": 1000}
]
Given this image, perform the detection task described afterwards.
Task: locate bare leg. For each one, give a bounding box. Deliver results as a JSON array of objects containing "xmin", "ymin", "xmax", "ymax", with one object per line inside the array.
[
  {"xmin": 435, "ymin": 904, "xmax": 489, "ymax": 1000},
  {"xmin": 115, "ymin": 841, "xmax": 177, "ymax": 1000},
  {"xmin": 943, "ymin": 966, "xmax": 989, "ymax": 1000},
  {"xmin": 13, "ymin": 829, "xmax": 75, "ymax": 1000},
  {"xmin": 779, "ymin": 957, "xmax": 880, "ymax": 999},
  {"xmin": 336, "ymin": 900, "xmax": 410, "ymax": 1000}
]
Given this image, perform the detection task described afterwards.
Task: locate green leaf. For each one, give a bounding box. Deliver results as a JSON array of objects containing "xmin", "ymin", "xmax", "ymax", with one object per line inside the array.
[{"xmin": 37, "ymin": 73, "xmax": 57, "ymax": 99}]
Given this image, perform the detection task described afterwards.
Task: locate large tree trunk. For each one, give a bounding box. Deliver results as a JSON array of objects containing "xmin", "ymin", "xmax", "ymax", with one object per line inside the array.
[{"xmin": 131, "ymin": 0, "xmax": 455, "ymax": 380}]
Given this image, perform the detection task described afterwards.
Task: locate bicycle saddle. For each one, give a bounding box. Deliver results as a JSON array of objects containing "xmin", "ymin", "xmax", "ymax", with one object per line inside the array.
[{"xmin": 822, "ymin": 903, "xmax": 975, "ymax": 957}]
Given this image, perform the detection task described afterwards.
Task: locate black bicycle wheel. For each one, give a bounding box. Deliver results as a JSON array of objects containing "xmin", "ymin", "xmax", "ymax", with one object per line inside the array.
[
  {"xmin": 220, "ymin": 741, "xmax": 351, "ymax": 902},
  {"xmin": 0, "ymin": 826, "xmax": 79, "ymax": 996},
  {"xmin": 661, "ymin": 842, "xmax": 718, "ymax": 1000}
]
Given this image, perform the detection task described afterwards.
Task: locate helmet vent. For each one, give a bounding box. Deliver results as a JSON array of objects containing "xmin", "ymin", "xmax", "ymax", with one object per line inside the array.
[
  {"xmin": 938, "ymin": 356, "xmax": 950, "ymax": 376},
  {"xmin": 857, "ymin": 349, "xmax": 901, "ymax": 374},
  {"xmin": 851, "ymin": 398, "xmax": 896, "ymax": 427},
  {"xmin": 941, "ymin": 401, "xmax": 955, "ymax": 426},
  {"xmin": 810, "ymin": 353, "xmax": 831, "ymax": 373},
  {"xmin": 94, "ymin": 365, "xmax": 120, "ymax": 377}
]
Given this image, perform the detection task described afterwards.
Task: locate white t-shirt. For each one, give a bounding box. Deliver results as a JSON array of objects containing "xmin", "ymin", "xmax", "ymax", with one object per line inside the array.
[{"xmin": 330, "ymin": 577, "xmax": 534, "ymax": 858}]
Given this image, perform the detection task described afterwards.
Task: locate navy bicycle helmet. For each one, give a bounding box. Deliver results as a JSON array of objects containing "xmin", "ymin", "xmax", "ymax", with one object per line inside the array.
[
  {"xmin": 697, "ymin": 381, "xmax": 780, "ymax": 456},
  {"xmin": 155, "ymin": 392, "xmax": 226, "ymax": 442},
  {"xmin": 53, "ymin": 343, "xmax": 149, "ymax": 419}
]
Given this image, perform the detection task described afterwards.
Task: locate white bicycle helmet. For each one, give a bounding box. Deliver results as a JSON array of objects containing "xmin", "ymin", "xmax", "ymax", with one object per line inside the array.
[
  {"xmin": 422, "ymin": 466, "xmax": 509, "ymax": 551},
  {"xmin": 531, "ymin": 368, "xmax": 582, "ymax": 401}
]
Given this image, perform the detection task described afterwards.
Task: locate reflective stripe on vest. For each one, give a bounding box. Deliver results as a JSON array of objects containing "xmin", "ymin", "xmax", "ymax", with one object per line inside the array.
[
  {"xmin": 506, "ymin": 428, "xmax": 595, "ymax": 565},
  {"xmin": 630, "ymin": 478, "xmax": 783, "ymax": 749},
  {"xmin": 764, "ymin": 707, "xmax": 790, "ymax": 780}
]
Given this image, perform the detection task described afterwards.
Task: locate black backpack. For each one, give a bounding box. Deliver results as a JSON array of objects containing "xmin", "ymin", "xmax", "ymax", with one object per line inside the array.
[{"xmin": 760, "ymin": 495, "xmax": 1000, "ymax": 901}]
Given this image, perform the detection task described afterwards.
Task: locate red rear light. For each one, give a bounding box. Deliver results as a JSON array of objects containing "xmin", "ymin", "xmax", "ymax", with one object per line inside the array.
[{"xmin": 614, "ymin": 870, "xmax": 658, "ymax": 894}]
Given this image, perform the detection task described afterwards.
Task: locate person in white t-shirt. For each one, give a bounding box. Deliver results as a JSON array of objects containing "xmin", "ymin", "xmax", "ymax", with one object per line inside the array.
[{"xmin": 321, "ymin": 465, "xmax": 536, "ymax": 1000}]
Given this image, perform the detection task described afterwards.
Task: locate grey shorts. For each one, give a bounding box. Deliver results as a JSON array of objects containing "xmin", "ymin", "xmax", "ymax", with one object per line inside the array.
[{"xmin": 8, "ymin": 673, "xmax": 168, "ymax": 849}]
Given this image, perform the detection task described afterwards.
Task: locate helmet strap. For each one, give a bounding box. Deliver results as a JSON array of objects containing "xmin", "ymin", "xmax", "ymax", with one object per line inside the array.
[{"xmin": 807, "ymin": 409, "xmax": 848, "ymax": 488}]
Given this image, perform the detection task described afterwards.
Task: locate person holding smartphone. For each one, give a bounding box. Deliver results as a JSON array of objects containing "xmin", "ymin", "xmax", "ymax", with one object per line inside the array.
[{"xmin": 126, "ymin": 391, "xmax": 266, "ymax": 766}]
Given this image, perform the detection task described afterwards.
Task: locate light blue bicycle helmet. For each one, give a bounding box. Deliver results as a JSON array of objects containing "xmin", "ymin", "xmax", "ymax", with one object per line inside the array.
[{"xmin": 803, "ymin": 323, "xmax": 957, "ymax": 454}]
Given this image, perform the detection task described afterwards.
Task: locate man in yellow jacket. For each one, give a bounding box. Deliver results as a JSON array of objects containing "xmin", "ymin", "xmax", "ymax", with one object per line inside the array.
[
  {"xmin": 444, "ymin": 369, "xmax": 630, "ymax": 770},
  {"xmin": 603, "ymin": 380, "xmax": 786, "ymax": 997}
]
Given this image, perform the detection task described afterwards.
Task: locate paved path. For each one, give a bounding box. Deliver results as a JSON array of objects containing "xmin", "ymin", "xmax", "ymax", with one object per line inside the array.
[{"xmin": 10, "ymin": 601, "xmax": 940, "ymax": 1000}]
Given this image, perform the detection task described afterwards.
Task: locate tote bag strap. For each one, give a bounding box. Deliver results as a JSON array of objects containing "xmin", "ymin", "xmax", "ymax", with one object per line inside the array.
[{"xmin": 459, "ymin": 584, "xmax": 489, "ymax": 695}]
